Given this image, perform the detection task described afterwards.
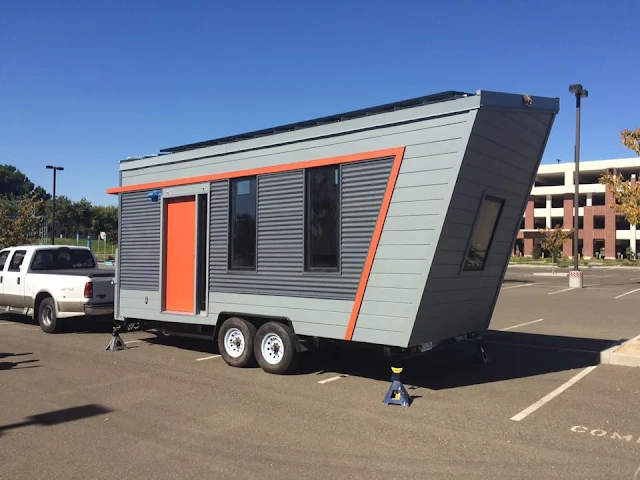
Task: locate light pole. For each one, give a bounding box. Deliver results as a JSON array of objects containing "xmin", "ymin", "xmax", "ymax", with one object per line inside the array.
[
  {"xmin": 46, "ymin": 165, "xmax": 64, "ymax": 245},
  {"xmin": 569, "ymin": 84, "xmax": 588, "ymax": 288}
]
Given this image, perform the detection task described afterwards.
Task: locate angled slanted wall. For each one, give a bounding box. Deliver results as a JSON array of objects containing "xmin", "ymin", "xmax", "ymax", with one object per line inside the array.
[{"xmin": 409, "ymin": 106, "xmax": 556, "ymax": 346}]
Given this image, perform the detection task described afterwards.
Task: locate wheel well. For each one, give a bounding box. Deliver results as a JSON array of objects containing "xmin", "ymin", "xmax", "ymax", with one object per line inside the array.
[{"xmin": 33, "ymin": 292, "xmax": 53, "ymax": 318}]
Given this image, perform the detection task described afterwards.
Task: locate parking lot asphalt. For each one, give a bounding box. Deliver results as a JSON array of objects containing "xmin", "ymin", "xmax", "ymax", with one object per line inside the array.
[{"xmin": 1, "ymin": 265, "xmax": 639, "ymax": 479}]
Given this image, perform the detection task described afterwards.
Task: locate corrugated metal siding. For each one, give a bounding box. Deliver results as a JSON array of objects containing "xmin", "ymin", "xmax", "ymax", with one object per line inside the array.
[
  {"xmin": 410, "ymin": 109, "xmax": 555, "ymax": 344},
  {"xmin": 119, "ymin": 190, "xmax": 161, "ymax": 291},
  {"xmin": 208, "ymin": 158, "xmax": 394, "ymax": 300}
]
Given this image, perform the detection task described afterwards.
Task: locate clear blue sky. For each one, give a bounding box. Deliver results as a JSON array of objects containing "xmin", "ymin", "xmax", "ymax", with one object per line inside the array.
[{"xmin": 2, "ymin": 0, "xmax": 638, "ymax": 206}]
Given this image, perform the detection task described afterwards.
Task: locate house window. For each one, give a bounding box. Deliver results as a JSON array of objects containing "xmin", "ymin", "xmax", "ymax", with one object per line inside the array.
[
  {"xmin": 305, "ymin": 165, "xmax": 340, "ymax": 271},
  {"xmin": 229, "ymin": 177, "xmax": 257, "ymax": 269},
  {"xmin": 463, "ymin": 195, "xmax": 505, "ymax": 271}
]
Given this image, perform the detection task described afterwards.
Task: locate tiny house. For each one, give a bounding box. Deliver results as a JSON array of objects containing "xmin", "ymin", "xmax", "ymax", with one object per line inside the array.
[{"xmin": 108, "ymin": 90, "xmax": 559, "ymax": 374}]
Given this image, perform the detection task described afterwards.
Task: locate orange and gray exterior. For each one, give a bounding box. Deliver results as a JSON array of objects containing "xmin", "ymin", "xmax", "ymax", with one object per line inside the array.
[{"xmin": 108, "ymin": 90, "xmax": 559, "ymax": 349}]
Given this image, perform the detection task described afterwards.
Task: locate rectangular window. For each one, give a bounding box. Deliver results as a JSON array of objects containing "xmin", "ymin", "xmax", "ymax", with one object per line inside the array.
[
  {"xmin": 0, "ymin": 250, "xmax": 9, "ymax": 270},
  {"xmin": 463, "ymin": 195, "xmax": 504, "ymax": 271},
  {"xmin": 30, "ymin": 248, "xmax": 96, "ymax": 270},
  {"xmin": 8, "ymin": 250, "xmax": 27, "ymax": 272},
  {"xmin": 305, "ymin": 165, "xmax": 340, "ymax": 271},
  {"xmin": 229, "ymin": 177, "xmax": 257, "ymax": 269}
]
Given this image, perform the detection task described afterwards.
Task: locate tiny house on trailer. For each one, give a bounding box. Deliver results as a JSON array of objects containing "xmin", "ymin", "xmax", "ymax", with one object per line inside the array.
[{"xmin": 108, "ymin": 90, "xmax": 559, "ymax": 374}]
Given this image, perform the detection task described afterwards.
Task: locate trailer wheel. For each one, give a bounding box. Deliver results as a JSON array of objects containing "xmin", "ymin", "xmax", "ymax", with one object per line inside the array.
[
  {"xmin": 38, "ymin": 297, "xmax": 61, "ymax": 334},
  {"xmin": 217, "ymin": 317, "xmax": 257, "ymax": 368},
  {"xmin": 254, "ymin": 322, "xmax": 297, "ymax": 375}
]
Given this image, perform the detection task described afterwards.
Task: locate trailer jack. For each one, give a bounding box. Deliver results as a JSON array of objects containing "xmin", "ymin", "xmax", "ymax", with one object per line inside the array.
[
  {"xmin": 382, "ymin": 366, "xmax": 412, "ymax": 407},
  {"xmin": 473, "ymin": 339, "xmax": 489, "ymax": 365},
  {"xmin": 105, "ymin": 325, "xmax": 127, "ymax": 352}
]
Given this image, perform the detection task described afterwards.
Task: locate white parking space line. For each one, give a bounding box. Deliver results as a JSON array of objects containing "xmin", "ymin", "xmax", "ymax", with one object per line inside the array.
[
  {"xmin": 614, "ymin": 287, "xmax": 640, "ymax": 299},
  {"xmin": 502, "ymin": 283, "xmax": 534, "ymax": 290},
  {"xmin": 195, "ymin": 355, "xmax": 221, "ymax": 362},
  {"xmin": 510, "ymin": 366, "xmax": 597, "ymax": 422},
  {"xmin": 124, "ymin": 340, "xmax": 142, "ymax": 345},
  {"xmin": 498, "ymin": 318, "xmax": 544, "ymax": 332},
  {"xmin": 548, "ymin": 287, "xmax": 575, "ymax": 295},
  {"xmin": 318, "ymin": 374, "xmax": 348, "ymax": 384},
  {"xmin": 0, "ymin": 322, "xmax": 15, "ymax": 326}
]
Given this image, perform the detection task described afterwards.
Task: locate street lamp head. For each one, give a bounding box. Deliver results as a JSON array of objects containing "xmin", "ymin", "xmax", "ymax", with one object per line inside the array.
[
  {"xmin": 46, "ymin": 165, "xmax": 64, "ymax": 171},
  {"xmin": 569, "ymin": 84, "xmax": 588, "ymax": 98}
]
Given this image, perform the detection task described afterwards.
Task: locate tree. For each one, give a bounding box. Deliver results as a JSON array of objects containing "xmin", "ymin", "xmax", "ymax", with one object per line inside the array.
[
  {"xmin": 598, "ymin": 171, "xmax": 640, "ymax": 255},
  {"xmin": 538, "ymin": 225, "xmax": 573, "ymax": 273},
  {"xmin": 621, "ymin": 127, "xmax": 640, "ymax": 156},
  {"xmin": 0, "ymin": 165, "xmax": 50, "ymax": 200},
  {"xmin": 0, "ymin": 195, "xmax": 45, "ymax": 248}
]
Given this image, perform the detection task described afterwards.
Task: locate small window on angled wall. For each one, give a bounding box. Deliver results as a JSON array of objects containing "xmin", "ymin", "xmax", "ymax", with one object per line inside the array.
[
  {"xmin": 229, "ymin": 176, "xmax": 257, "ymax": 270},
  {"xmin": 462, "ymin": 195, "xmax": 505, "ymax": 272},
  {"xmin": 305, "ymin": 165, "xmax": 340, "ymax": 271}
]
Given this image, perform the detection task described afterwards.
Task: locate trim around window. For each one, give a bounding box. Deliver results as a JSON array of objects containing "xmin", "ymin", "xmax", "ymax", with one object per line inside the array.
[{"xmin": 461, "ymin": 193, "xmax": 505, "ymax": 272}]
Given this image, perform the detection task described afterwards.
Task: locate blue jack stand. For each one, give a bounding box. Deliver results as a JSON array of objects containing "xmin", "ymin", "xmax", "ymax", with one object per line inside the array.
[{"xmin": 382, "ymin": 367, "xmax": 412, "ymax": 407}]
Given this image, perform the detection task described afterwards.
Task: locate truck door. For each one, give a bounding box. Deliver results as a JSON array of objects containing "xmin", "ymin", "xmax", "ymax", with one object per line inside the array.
[
  {"xmin": 0, "ymin": 249, "xmax": 11, "ymax": 307},
  {"xmin": 4, "ymin": 249, "xmax": 27, "ymax": 308}
]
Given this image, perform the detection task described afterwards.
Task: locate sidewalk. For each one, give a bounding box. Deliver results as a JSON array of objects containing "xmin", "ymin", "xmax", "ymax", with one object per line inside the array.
[{"xmin": 600, "ymin": 334, "xmax": 640, "ymax": 368}]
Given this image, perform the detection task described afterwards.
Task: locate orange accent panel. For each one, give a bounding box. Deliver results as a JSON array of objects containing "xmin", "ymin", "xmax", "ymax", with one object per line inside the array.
[
  {"xmin": 343, "ymin": 148, "xmax": 405, "ymax": 340},
  {"xmin": 106, "ymin": 148, "xmax": 406, "ymax": 195},
  {"xmin": 164, "ymin": 197, "xmax": 196, "ymax": 313}
]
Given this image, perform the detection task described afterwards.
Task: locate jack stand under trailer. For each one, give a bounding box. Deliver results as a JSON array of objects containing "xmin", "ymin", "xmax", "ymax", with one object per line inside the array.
[
  {"xmin": 473, "ymin": 338, "xmax": 490, "ymax": 365},
  {"xmin": 382, "ymin": 367, "xmax": 413, "ymax": 407},
  {"xmin": 105, "ymin": 325, "xmax": 127, "ymax": 352}
]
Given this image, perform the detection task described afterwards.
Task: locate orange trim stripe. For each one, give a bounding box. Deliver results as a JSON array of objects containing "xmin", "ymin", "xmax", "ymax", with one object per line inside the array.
[
  {"xmin": 109, "ymin": 145, "xmax": 406, "ymax": 342},
  {"xmin": 106, "ymin": 147, "xmax": 405, "ymax": 195},
  {"xmin": 343, "ymin": 148, "xmax": 405, "ymax": 340}
]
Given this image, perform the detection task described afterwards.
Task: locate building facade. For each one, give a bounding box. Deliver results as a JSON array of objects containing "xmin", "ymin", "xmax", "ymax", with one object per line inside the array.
[{"xmin": 516, "ymin": 157, "xmax": 640, "ymax": 259}]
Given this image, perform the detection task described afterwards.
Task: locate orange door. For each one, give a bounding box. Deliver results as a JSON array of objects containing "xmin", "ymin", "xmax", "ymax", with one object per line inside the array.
[{"xmin": 164, "ymin": 196, "xmax": 196, "ymax": 313}]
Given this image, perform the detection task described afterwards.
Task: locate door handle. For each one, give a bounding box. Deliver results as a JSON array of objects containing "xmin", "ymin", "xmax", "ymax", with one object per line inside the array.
[{"xmin": 17, "ymin": 278, "xmax": 20, "ymax": 285}]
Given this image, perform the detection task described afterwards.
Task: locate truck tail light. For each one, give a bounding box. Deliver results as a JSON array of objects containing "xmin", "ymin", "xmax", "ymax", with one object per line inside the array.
[{"xmin": 84, "ymin": 281, "xmax": 93, "ymax": 299}]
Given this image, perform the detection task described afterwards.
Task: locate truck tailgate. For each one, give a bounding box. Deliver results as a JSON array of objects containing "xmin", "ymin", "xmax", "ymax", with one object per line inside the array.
[{"xmin": 89, "ymin": 276, "xmax": 114, "ymax": 305}]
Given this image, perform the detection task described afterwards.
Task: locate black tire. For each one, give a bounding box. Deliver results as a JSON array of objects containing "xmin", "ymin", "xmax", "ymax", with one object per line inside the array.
[
  {"xmin": 253, "ymin": 322, "xmax": 298, "ymax": 375},
  {"xmin": 217, "ymin": 317, "xmax": 257, "ymax": 368},
  {"xmin": 38, "ymin": 297, "xmax": 61, "ymax": 334}
]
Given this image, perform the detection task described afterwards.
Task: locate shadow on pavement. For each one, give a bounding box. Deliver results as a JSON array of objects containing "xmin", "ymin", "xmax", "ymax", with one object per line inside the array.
[
  {"xmin": 0, "ymin": 404, "xmax": 112, "ymax": 435},
  {"xmin": 0, "ymin": 352, "xmax": 40, "ymax": 371},
  {"xmin": 139, "ymin": 333, "xmax": 220, "ymax": 355},
  {"xmin": 297, "ymin": 331, "xmax": 623, "ymax": 391}
]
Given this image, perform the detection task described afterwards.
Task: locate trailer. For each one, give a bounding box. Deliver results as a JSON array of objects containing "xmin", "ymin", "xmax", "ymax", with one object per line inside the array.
[{"xmin": 107, "ymin": 90, "xmax": 559, "ymax": 374}]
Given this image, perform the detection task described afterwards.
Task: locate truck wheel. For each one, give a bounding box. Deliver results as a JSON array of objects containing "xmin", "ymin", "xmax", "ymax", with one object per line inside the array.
[
  {"xmin": 38, "ymin": 297, "xmax": 61, "ymax": 334},
  {"xmin": 254, "ymin": 322, "xmax": 297, "ymax": 375},
  {"xmin": 217, "ymin": 317, "xmax": 257, "ymax": 368}
]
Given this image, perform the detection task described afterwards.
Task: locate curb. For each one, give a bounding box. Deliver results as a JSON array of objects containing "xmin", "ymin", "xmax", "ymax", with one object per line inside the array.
[{"xmin": 600, "ymin": 334, "xmax": 640, "ymax": 368}]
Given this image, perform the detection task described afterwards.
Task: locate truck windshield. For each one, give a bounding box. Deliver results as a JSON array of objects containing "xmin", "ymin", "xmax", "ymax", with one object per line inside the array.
[{"xmin": 30, "ymin": 249, "xmax": 96, "ymax": 270}]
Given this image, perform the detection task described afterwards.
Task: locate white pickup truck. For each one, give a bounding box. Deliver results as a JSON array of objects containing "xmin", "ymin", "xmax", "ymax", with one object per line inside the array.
[{"xmin": 0, "ymin": 245, "xmax": 115, "ymax": 333}]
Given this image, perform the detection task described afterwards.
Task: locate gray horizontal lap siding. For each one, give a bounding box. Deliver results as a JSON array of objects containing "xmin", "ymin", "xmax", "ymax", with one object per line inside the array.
[
  {"xmin": 119, "ymin": 190, "xmax": 161, "ymax": 291},
  {"xmin": 208, "ymin": 158, "xmax": 394, "ymax": 300},
  {"xmin": 411, "ymin": 109, "xmax": 555, "ymax": 344}
]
